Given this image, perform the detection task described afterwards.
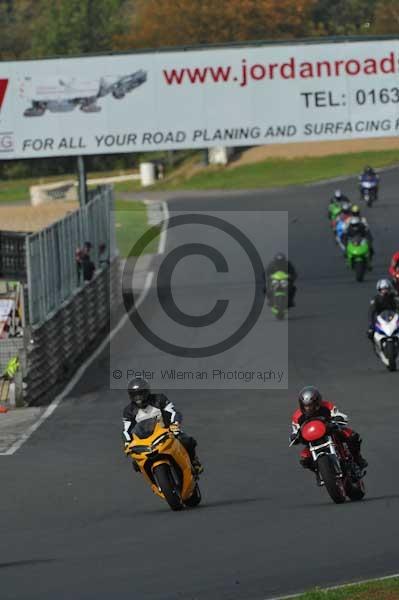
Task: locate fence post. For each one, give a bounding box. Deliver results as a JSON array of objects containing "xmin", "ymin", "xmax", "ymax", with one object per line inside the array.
[{"xmin": 77, "ymin": 155, "xmax": 87, "ymax": 207}]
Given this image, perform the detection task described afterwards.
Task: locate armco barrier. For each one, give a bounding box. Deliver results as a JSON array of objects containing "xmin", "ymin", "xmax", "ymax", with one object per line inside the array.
[{"xmin": 25, "ymin": 259, "xmax": 120, "ymax": 405}]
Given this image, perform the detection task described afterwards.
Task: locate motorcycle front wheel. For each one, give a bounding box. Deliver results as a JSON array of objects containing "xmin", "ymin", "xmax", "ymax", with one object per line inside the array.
[
  {"xmin": 384, "ymin": 340, "xmax": 397, "ymax": 372},
  {"xmin": 354, "ymin": 260, "xmax": 366, "ymax": 282},
  {"xmin": 272, "ymin": 294, "xmax": 287, "ymax": 320},
  {"xmin": 153, "ymin": 463, "xmax": 183, "ymax": 511},
  {"xmin": 345, "ymin": 478, "xmax": 365, "ymax": 502},
  {"xmin": 184, "ymin": 484, "xmax": 202, "ymax": 507},
  {"xmin": 317, "ymin": 455, "xmax": 346, "ymax": 504}
]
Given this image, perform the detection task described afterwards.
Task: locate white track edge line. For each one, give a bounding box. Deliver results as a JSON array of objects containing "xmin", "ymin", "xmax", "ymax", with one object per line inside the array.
[
  {"xmin": 1, "ymin": 200, "xmax": 169, "ymax": 456},
  {"xmin": 265, "ymin": 571, "xmax": 399, "ymax": 600},
  {"xmin": 158, "ymin": 200, "xmax": 169, "ymax": 254}
]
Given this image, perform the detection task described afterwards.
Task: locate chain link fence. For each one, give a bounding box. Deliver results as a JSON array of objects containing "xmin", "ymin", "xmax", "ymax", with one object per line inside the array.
[
  {"xmin": 26, "ymin": 186, "xmax": 116, "ymax": 326},
  {"xmin": 0, "ymin": 185, "xmax": 121, "ymax": 405}
]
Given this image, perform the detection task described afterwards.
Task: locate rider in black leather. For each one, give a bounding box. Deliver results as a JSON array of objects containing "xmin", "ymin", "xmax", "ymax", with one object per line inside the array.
[
  {"xmin": 367, "ymin": 279, "xmax": 399, "ymax": 339},
  {"xmin": 122, "ymin": 378, "xmax": 203, "ymax": 473},
  {"xmin": 265, "ymin": 252, "xmax": 297, "ymax": 307}
]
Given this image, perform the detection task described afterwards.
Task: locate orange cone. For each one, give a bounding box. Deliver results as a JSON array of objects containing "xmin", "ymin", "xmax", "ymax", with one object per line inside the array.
[{"xmin": 0, "ymin": 405, "xmax": 9, "ymax": 413}]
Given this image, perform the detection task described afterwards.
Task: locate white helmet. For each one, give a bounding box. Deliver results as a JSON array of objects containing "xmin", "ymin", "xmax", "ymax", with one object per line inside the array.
[
  {"xmin": 349, "ymin": 217, "xmax": 361, "ymax": 226},
  {"xmin": 376, "ymin": 279, "xmax": 393, "ymax": 294},
  {"xmin": 334, "ymin": 189, "xmax": 343, "ymax": 200}
]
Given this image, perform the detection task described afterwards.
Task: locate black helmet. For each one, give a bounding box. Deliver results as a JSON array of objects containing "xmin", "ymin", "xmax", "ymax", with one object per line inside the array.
[
  {"xmin": 298, "ymin": 386, "xmax": 322, "ymax": 416},
  {"xmin": 364, "ymin": 165, "xmax": 373, "ymax": 176},
  {"xmin": 341, "ymin": 201, "xmax": 351, "ymax": 215},
  {"xmin": 274, "ymin": 252, "xmax": 287, "ymax": 263},
  {"xmin": 128, "ymin": 377, "xmax": 150, "ymax": 408}
]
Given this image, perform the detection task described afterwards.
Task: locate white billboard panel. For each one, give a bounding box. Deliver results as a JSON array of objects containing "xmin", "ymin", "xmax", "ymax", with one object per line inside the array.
[{"xmin": 1, "ymin": 39, "xmax": 399, "ymax": 158}]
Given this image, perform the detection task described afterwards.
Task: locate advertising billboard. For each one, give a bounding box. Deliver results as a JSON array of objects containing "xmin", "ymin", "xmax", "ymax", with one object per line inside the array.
[{"xmin": 1, "ymin": 38, "xmax": 399, "ymax": 158}]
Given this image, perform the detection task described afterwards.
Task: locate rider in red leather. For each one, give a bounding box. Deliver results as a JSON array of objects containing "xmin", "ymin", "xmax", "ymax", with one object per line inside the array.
[{"xmin": 290, "ymin": 386, "xmax": 367, "ymax": 470}]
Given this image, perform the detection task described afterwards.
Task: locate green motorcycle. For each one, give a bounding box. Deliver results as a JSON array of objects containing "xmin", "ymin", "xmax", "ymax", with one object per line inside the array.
[
  {"xmin": 346, "ymin": 235, "xmax": 370, "ymax": 282},
  {"xmin": 269, "ymin": 270, "xmax": 289, "ymax": 319},
  {"xmin": 328, "ymin": 200, "xmax": 342, "ymax": 222}
]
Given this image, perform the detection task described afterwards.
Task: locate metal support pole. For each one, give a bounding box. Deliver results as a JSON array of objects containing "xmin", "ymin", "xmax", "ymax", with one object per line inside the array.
[
  {"xmin": 77, "ymin": 155, "xmax": 87, "ymax": 206},
  {"xmin": 202, "ymin": 148, "xmax": 209, "ymax": 166}
]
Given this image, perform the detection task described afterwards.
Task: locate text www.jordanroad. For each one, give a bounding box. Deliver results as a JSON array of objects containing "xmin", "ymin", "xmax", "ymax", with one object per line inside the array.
[{"xmin": 163, "ymin": 53, "xmax": 399, "ymax": 88}]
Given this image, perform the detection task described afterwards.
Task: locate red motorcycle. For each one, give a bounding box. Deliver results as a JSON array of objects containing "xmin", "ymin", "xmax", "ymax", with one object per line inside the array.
[
  {"xmin": 389, "ymin": 269, "xmax": 399, "ymax": 294},
  {"xmin": 291, "ymin": 418, "xmax": 366, "ymax": 504}
]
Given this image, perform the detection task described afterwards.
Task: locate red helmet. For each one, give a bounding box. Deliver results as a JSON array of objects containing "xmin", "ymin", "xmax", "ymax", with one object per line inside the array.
[{"xmin": 298, "ymin": 386, "xmax": 322, "ymax": 416}]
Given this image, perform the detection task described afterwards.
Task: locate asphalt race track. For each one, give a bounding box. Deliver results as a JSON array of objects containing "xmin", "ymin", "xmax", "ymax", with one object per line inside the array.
[{"xmin": 2, "ymin": 169, "xmax": 399, "ymax": 600}]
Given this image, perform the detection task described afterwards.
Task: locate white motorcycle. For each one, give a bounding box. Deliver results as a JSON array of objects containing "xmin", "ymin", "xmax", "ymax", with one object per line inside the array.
[
  {"xmin": 373, "ymin": 310, "xmax": 399, "ymax": 371},
  {"xmin": 360, "ymin": 179, "xmax": 378, "ymax": 206}
]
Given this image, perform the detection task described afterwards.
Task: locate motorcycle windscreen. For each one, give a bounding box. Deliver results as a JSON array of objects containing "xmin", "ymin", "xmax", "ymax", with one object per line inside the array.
[{"xmin": 132, "ymin": 417, "xmax": 158, "ymax": 439}]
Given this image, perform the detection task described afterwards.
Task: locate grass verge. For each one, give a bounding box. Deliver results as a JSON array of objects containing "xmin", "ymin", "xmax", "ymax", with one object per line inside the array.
[
  {"xmin": 282, "ymin": 576, "xmax": 399, "ymax": 599},
  {"xmin": 151, "ymin": 149, "xmax": 399, "ymax": 191},
  {"xmin": 0, "ymin": 170, "xmax": 138, "ymax": 204},
  {"xmin": 2, "ymin": 148, "xmax": 399, "ymax": 204},
  {"xmin": 114, "ymin": 200, "xmax": 160, "ymax": 257}
]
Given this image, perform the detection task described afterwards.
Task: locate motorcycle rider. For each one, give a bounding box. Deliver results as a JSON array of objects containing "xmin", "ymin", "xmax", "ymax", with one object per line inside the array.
[
  {"xmin": 122, "ymin": 377, "xmax": 203, "ymax": 474},
  {"xmin": 328, "ymin": 189, "xmax": 350, "ymax": 218},
  {"xmin": 388, "ymin": 250, "xmax": 399, "ymax": 281},
  {"xmin": 359, "ymin": 165, "xmax": 379, "ymax": 199},
  {"xmin": 367, "ymin": 279, "xmax": 399, "ymax": 340},
  {"xmin": 342, "ymin": 205, "xmax": 374, "ymax": 260},
  {"xmin": 361, "ymin": 165, "xmax": 378, "ymax": 180},
  {"xmin": 290, "ymin": 386, "xmax": 368, "ymax": 470},
  {"xmin": 264, "ymin": 252, "xmax": 297, "ymax": 308}
]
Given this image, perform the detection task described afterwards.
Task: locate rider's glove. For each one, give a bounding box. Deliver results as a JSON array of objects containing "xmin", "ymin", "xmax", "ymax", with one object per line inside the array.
[
  {"xmin": 367, "ymin": 327, "xmax": 374, "ymax": 340},
  {"xmin": 169, "ymin": 422, "xmax": 181, "ymax": 435},
  {"xmin": 124, "ymin": 442, "xmax": 131, "ymax": 454}
]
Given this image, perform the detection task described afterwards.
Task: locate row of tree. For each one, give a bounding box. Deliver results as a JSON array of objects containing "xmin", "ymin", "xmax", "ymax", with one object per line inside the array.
[
  {"xmin": 0, "ymin": 0, "xmax": 397, "ymax": 180},
  {"xmin": 0, "ymin": 0, "xmax": 398, "ymax": 60}
]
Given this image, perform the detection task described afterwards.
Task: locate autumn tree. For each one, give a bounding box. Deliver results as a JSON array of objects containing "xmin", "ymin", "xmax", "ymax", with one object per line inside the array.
[
  {"xmin": 115, "ymin": 0, "xmax": 318, "ymax": 50},
  {"xmin": 0, "ymin": 0, "xmax": 38, "ymax": 59},
  {"xmin": 371, "ymin": 0, "xmax": 399, "ymax": 34},
  {"xmin": 311, "ymin": 0, "xmax": 376, "ymax": 36},
  {"xmin": 31, "ymin": 0, "xmax": 128, "ymax": 57}
]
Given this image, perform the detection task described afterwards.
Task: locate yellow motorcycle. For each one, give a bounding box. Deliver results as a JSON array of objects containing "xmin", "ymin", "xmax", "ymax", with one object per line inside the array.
[{"xmin": 125, "ymin": 417, "xmax": 201, "ymax": 511}]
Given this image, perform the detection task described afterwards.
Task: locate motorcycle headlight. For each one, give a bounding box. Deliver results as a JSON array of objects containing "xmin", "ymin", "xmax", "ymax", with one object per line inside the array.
[{"xmin": 130, "ymin": 445, "xmax": 152, "ymax": 454}]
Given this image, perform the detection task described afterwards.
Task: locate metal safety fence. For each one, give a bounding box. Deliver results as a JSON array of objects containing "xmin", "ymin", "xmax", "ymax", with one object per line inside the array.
[
  {"xmin": 25, "ymin": 259, "xmax": 120, "ymax": 405},
  {"xmin": 26, "ymin": 185, "xmax": 116, "ymax": 326}
]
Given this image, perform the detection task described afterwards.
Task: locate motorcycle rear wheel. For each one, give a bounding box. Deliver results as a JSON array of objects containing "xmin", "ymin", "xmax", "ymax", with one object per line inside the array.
[
  {"xmin": 153, "ymin": 463, "xmax": 183, "ymax": 511},
  {"xmin": 317, "ymin": 455, "xmax": 346, "ymax": 504}
]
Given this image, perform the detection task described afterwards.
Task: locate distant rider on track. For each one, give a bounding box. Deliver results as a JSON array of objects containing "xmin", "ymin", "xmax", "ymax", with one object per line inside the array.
[
  {"xmin": 264, "ymin": 252, "xmax": 297, "ymax": 308},
  {"xmin": 342, "ymin": 205, "xmax": 374, "ymax": 261},
  {"xmin": 328, "ymin": 189, "xmax": 351, "ymax": 219},
  {"xmin": 367, "ymin": 279, "xmax": 399, "ymax": 340}
]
